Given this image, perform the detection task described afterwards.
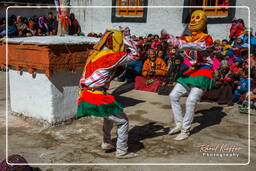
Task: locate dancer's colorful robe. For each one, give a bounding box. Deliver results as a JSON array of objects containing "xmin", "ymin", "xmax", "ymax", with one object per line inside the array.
[{"xmin": 77, "ymin": 30, "xmax": 138, "ymax": 117}]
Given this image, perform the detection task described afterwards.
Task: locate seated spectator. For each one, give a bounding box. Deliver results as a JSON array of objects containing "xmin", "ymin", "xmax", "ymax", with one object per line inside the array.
[
  {"xmin": 46, "ymin": 12, "xmax": 58, "ymax": 33},
  {"xmin": 135, "ymin": 48, "xmax": 167, "ymax": 92},
  {"xmin": 164, "ymin": 46, "xmax": 177, "ymax": 66},
  {"xmin": 213, "ymin": 39, "xmax": 221, "ymax": 50},
  {"xmin": 36, "ymin": 28, "xmax": 46, "ymax": 36},
  {"xmin": 212, "ymin": 54, "xmax": 221, "ymax": 71},
  {"xmin": 141, "ymin": 49, "xmax": 167, "ymax": 77},
  {"xmin": 156, "ymin": 49, "xmax": 165, "ymax": 60},
  {"xmin": 239, "ymin": 88, "xmax": 256, "ymax": 114},
  {"xmin": 151, "ymin": 35, "xmax": 161, "ymax": 50},
  {"xmin": 157, "ymin": 55, "xmax": 188, "ymax": 95},
  {"xmin": 250, "ymin": 52, "xmax": 256, "ymax": 69},
  {"xmin": 230, "ymin": 59, "xmax": 242, "ymax": 74},
  {"xmin": 138, "ymin": 36, "xmax": 145, "ymax": 46},
  {"xmin": 38, "ymin": 16, "xmax": 49, "ymax": 34},
  {"xmin": 28, "ymin": 18, "xmax": 37, "ymax": 36},
  {"xmin": 220, "ymin": 55, "xmax": 229, "ymax": 67},
  {"xmin": 221, "ymin": 39, "xmax": 232, "ymax": 56},
  {"xmin": 69, "ymin": 13, "xmax": 81, "ymax": 35},
  {"xmin": 49, "ymin": 28, "xmax": 57, "ymax": 36},
  {"xmin": 239, "ymin": 27, "xmax": 256, "ymax": 53},
  {"xmin": 202, "ymin": 65, "xmax": 234, "ymax": 105},
  {"xmin": 226, "ymin": 48, "xmax": 235, "ymax": 65},
  {"xmin": 16, "ymin": 16, "xmax": 31, "ymax": 37},
  {"xmin": 0, "ymin": 18, "xmax": 17, "ymax": 38},
  {"xmin": 233, "ymin": 70, "xmax": 252, "ymax": 102}
]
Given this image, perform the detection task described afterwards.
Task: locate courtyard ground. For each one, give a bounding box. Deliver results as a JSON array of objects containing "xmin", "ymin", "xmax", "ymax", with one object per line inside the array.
[{"xmin": 0, "ymin": 71, "xmax": 255, "ymax": 171}]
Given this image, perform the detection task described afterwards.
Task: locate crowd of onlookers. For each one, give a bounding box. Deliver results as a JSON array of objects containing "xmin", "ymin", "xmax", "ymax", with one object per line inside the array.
[
  {"xmin": 103, "ymin": 18, "xmax": 254, "ymax": 113},
  {"xmin": 0, "ymin": 12, "xmax": 82, "ymax": 38},
  {"xmin": 1, "ymin": 14, "xmax": 255, "ymax": 113}
]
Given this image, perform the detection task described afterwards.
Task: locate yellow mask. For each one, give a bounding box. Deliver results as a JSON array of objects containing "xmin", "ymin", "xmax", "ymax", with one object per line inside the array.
[
  {"xmin": 188, "ymin": 10, "xmax": 207, "ymax": 32},
  {"xmin": 108, "ymin": 29, "xmax": 124, "ymax": 52}
]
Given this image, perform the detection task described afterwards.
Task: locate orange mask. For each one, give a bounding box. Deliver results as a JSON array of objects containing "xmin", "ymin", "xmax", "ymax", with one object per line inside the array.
[{"xmin": 188, "ymin": 10, "xmax": 207, "ymax": 33}]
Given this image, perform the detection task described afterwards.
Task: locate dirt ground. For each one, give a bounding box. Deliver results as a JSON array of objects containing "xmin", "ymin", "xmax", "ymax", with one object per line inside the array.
[{"xmin": 0, "ymin": 71, "xmax": 255, "ymax": 171}]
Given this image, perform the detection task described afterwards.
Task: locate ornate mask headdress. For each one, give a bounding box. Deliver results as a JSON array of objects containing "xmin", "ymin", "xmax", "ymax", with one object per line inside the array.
[{"xmin": 188, "ymin": 10, "xmax": 207, "ymax": 33}]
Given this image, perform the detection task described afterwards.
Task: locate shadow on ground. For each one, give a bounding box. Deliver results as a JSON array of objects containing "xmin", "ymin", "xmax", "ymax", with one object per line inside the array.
[
  {"xmin": 112, "ymin": 82, "xmax": 145, "ymax": 108},
  {"xmin": 191, "ymin": 107, "xmax": 227, "ymax": 135},
  {"xmin": 109, "ymin": 122, "xmax": 169, "ymax": 153}
]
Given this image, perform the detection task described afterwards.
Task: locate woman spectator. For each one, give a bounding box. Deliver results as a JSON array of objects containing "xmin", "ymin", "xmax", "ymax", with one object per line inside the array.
[
  {"xmin": 151, "ymin": 35, "xmax": 161, "ymax": 50},
  {"xmin": 69, "ymin": 13, "xmax": 81, "ymax": 35}
]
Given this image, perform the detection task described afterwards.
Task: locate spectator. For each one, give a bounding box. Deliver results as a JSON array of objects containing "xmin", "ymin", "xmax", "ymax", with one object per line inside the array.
[
  {"xmin": 239, "ymin": 88, "xmax": 256, "ymax": 114},
  {"xmin": 229, "ymin": 18, "xmax": 245, "ymax": 43},
  {"xmin": 151, "ymin": 35, "xmax": 161, "ymax": 50},
  {"xmin": 47, "ymin": 12, "xmax": 57, "ymax": 32},
  {"xmin": 38, "ymin": 16, "xmax": 49, "ymax": 34},
  {"xmin": 69, "ymin": 13, "xmax": 81, "ymax": 35},
  {"xmin": 27, "ymin": 18, "xmax": 37, "ymax": 36},
  {"xmin": 233, "ymin": 70, "xmax": 252, "ymax": 102},
  {"xmin": 16, "ymin": 16, "xmax": 31, "ymax": 37},
  {"xmin": 135, "ymin": 49, "xmax": 167, "ymax": 92},
  {"xmin": 0, "ymin": 18, "xmax": 17, "ymax": 38},
  {"xmin": 202, "ymin": 65, "xmax": 234, "ymax": 105},
  {"xmin": 157, "ymin": 55, "xmax": 188, "ymax": 95}
]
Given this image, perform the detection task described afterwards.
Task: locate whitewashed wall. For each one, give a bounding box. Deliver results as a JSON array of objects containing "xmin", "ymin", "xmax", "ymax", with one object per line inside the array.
[
  {"xmin": 9, "ymin": 69, "xmax": 82, "ymax": 123},
  {"xmin": 71, "ymin": 0, "xmax": 255, "ymax": 40}
]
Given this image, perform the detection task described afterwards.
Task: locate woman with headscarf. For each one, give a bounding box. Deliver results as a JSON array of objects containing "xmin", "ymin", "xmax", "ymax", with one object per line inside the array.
[{"xmin": 69, "ymin": 13, "xmax": 81, "ymax": 35}]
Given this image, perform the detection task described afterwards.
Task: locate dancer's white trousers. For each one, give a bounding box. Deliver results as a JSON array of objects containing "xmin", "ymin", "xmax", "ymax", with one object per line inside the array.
[
  {"xmin": 103, "ymin": 113, "xmax": 129, "ymax": 155},
  {"xmin": 169, "ymin": 83, "xmax": 203, "ymax": 132}
]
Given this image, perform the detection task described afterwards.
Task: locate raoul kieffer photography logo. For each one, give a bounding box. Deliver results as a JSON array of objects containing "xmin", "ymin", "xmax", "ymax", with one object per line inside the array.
[{"xmin": 197, "ymin": 144, "xmax": 242, "ymax": 158}]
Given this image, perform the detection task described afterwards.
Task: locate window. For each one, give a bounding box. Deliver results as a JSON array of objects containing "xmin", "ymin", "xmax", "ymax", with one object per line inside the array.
[
  {"xmin": 200, "ymin": 0, "xmax": 229, "ymax": 17},
  {"xmin": 117, "ymin": 0, "xmax": 144, "ymax": 17},
  {"xmin": 112, "ymin": 0, "xmax": 148, "ymax": 23},
  {"xmin": 182, "ymin": 0, "xmax": 236, "ymax": 24}
]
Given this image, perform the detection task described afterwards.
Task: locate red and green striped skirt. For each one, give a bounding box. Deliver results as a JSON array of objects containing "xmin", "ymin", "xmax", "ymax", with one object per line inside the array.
[
  {"xmin": 77, "ymin": 89, "xmax": 123, "ymax": 117},
  {"xmin": 177, "ymin": 66, "xmax": 213, "ymax": 90}
]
